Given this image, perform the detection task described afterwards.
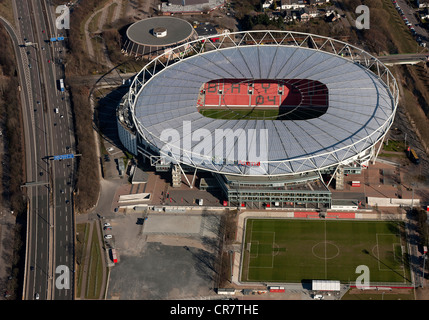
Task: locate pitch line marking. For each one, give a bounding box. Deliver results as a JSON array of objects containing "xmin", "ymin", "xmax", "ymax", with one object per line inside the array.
[
  {"xmin": 374, "ymin": 233, "xmax": 406, "ymax": 273},
  {"xmin": 248, "ymin": 230, "xmax": 277, "ymax": 270}
]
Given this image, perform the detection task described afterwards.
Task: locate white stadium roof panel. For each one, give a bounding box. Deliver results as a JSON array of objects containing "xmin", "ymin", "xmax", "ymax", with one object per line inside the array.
[{"xmin": 130, "ymin": 32, "xmax": 398, "ymax": 176}]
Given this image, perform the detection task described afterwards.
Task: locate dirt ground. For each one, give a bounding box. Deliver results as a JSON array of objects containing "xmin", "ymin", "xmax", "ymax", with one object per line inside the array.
[{"xmin": 415, "ymin": 287, "xmax": 429, "ymax": 299}]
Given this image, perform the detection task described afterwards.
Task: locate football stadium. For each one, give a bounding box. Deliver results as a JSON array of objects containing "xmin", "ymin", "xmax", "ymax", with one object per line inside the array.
[{"xmin": 117, "ymin": 31, "xmax": 399, "ymax": 209}]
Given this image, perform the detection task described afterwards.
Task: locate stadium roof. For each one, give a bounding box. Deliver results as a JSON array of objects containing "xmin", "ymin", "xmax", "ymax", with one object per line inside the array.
[{"xmin": 130, "ymin": 32, "xmax": 397, "ymax": 177}]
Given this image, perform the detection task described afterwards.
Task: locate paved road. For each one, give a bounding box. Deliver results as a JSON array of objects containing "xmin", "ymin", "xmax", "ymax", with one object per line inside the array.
[
  {"xmin": 11, "ymin": 0, "xmax": 75, "ymax": 300},
  {"xmin": 4, "ymin": 1, "xmax": 51, "ymax": 301},
  {"xmin": 395, "ymin": 0, "xmax": 429, "ymax": 45},
  {"xmin": 378, "ymin": 52, "xmax": 429, "ymax": 64}
]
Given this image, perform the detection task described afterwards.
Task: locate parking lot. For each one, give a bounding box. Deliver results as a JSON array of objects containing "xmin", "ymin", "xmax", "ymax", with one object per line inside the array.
[
  {"xmin": 103, "ymin": 211, "xmax": 223, "ymax": 299},
  {"xmin": 393, "ymin": 0, "xmax": 428, "ymax": 47}
]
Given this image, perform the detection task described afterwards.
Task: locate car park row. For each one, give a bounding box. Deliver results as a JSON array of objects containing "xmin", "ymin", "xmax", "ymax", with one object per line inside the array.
[{"xmin": 393, "ymin": 0, "xmax": 427, "ymax": 47}]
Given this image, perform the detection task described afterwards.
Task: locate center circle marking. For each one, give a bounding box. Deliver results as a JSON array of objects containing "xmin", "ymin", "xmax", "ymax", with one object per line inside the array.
[{"xmin": 312, "ymin": 241, "xmax": 340, "ymax": 260}]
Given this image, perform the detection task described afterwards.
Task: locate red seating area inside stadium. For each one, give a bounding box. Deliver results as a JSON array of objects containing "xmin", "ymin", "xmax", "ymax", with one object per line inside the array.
[{"xmin": 199, "ymin": 79, "xmax": 328, "ymax": 108}]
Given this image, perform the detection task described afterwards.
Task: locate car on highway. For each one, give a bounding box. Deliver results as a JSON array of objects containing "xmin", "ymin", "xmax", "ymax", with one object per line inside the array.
[{"xmin": 104, "ymin": 234, "xmax": 112, "ymax": 240}]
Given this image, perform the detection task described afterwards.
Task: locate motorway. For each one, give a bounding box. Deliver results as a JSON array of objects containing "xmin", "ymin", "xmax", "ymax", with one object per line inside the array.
[{"xmin": 11, "ymin": 1, "xmax": 75, "ymax": 300}]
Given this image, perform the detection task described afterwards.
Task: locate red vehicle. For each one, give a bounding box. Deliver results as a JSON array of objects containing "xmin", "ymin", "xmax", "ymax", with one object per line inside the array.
[{"xmin": 111, "ymin": 249, "xmax": 118, "ymax": 263}]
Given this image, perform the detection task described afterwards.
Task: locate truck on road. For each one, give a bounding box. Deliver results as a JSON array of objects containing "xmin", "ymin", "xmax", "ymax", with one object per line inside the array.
[{"xmin": 58, "ymin": 78, "xmax": 64, "ymax": 92}]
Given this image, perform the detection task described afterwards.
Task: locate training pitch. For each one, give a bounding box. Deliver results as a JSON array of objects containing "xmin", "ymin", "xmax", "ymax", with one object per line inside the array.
[{"xmin": 240, "ymin": 219, "xmax": 412, "ymax": 285}]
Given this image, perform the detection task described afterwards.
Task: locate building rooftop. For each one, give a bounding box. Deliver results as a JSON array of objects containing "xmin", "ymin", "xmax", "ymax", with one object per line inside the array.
[
  {"xmin": 126, "ymin": 17, "xmax": 195, "ymax": 46},
  {"xmin": 128, "ymin": 32, "xmax": 398, "ymax": 177}
]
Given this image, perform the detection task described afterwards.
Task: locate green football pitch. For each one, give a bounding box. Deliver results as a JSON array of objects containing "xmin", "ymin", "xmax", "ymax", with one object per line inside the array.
[
  {"xmin": 200, "ymin": 108, "xmax": 279, "ymax": 120},
  {"xmin": 241, "ymin": 219, "xmax": 412, "ymax": 285}
]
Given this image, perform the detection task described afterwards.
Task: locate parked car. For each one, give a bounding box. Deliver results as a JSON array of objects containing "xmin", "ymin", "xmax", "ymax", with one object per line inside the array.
[{"xmin": 104, "ymin": 234, "xmax": 112, "ymax": 240}]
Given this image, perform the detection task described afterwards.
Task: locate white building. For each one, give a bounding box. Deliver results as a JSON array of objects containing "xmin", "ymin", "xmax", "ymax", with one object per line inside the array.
[
  {"xmin": 281, "ymin": 0, "xmax": 305, "ymax": 10},
  {"xmin": 418, "ymin": 0, "xmax": 429, "ymax": 8},
  {"xmin": 262, "ymin": 0, "xmax": 274, "ymax": 9}
]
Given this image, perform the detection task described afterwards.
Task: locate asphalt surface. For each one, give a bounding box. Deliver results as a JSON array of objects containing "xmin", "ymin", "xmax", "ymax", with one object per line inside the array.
[
  {"xmin": 11, "ymin": 0, "xmax": 75, "ymax": 300},
  {"xmin": 394, "ymin": 0, "xmax": 429, "ymax": 46}
]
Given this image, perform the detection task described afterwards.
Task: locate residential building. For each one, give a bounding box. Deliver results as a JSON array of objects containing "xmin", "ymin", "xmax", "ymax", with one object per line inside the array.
[{"xmin": 281, "ymin": 0, "xmax": 305, "ymax": 10}]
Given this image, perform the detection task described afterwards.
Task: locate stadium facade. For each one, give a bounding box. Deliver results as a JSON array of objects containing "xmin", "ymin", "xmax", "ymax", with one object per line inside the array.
[{"xmin": 117, "ymin": 31, "xmax": 399, "ymax": 209}]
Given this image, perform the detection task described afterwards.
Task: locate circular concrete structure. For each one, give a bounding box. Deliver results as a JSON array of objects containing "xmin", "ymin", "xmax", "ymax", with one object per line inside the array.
[{"xmin": 122, "ymin": 17, "xmax": 198, "ymax": 59}]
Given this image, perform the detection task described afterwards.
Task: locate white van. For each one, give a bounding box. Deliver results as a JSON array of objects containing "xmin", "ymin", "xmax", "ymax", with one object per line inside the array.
[{"xmin": 54, "ymin": 108, "xmax": 59, "ymax": 113}]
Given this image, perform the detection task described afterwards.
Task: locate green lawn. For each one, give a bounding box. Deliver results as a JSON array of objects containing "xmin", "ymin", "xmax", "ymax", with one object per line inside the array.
[
  {"xmin": 241, "ymin": 219, "xmax": 412, "ymax": 285},
  {"xmin": 85, "ymin": 224, "xmax": 104, "ymax": 299},
  {"xmin": 200, "ymin": 108, "xmax": 280, "ymax": 120},
  {"xmin": 383, "ymin": 139, "xmax": 405, "ymax": 152}
]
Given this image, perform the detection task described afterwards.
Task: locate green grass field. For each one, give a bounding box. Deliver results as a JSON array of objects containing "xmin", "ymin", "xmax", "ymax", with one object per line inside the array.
[
  {"xmin": 200, "ymin": 108, "xmax": 280, "ymax": 120},
  {"xmin": 241, "ymin": 219, "xmax": 412, "ymax": 285}
]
